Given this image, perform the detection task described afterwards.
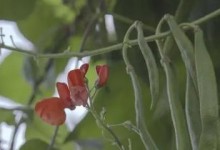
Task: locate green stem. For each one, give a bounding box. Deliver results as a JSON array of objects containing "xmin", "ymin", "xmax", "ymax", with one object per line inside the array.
[
  {"xmin": 9, "ymin": 88, "xmax": 38, "ymax": 150},
  {"xmin": 9, "ymin": 118, "xmax": 25, "ymax": 150},
  {"xmin": 89, "ymin": 108, "xmax": 125, "ymax": 150},
  {"xmin": 110, "ymin": 12, "xmax": 155, "ymax": 32},
  {"xmin": 47, "ymin": 126, "xmax": 59, "ymax": 150},
  {"xmin": 192, "ymin": 8, "xmax": 220, "ymax": 25},
  {"xmin": 0, "ymin": 106, "xmax": 31, "ymax": 112},
  {"xmin": 87, "ymin": 86, "xmax": 124, "ymax": 150},
  {"xmin": 174, "ymin": 0, "xmax": 196, "ymax": 23}
]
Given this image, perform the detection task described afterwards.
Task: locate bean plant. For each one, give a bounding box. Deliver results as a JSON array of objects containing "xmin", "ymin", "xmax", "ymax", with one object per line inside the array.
[{"xmin": 0, "ymin": 1, "xmax": 220, "ymax": 150}]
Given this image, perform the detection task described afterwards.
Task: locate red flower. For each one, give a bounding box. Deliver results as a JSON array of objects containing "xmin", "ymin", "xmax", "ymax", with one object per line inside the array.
[
  {"xmin": 68, "ymin": 69, "xmax": 89, "ymax": 106},
  {"xmin": 35, "ymin": 97, "xmax": 66, "ymax": 126},
  {"xmin": 95, "ymin": 65, "xmax": 109, "ymax": 88},
  {"xmin": 80, "ymin": 63, "xmax": 89, "ymax": 77},
  {"xmin": 56, "ymin": 82, "xmax": 75, "ymax": 110},
  {"xmin": 35, "ymin": 63, "xmax": 109, "ymax": 126}
]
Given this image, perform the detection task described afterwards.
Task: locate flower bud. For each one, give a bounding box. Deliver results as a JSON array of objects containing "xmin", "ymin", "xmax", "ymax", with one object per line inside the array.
[{"xmin": 95, "ymin": 65, "xmax": 109, "ymax": 88}]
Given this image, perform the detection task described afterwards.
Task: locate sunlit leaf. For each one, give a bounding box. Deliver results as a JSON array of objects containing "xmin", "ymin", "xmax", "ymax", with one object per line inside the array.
[
  {"xmin": 17, "ymin": 0, "xmax": 78, "ymax": 50},
  {"xmin": 20, "ymin": 139, "xmax": 57, "ymax": 150},
  {"xmin": 0, "ymin": 108, "xmax": 15, "ymax": 125},
  {"xmin": 0, "ymin": 53, "xmax": 31, "ymax": 104},
  {"xmin": 0, "ymin": 0, "xmax": 36, "ymax": 20},
  {"xmin": 23, "ymin": 57, "xmax": 42, "ymax": 86},
  {"xmin": 25, "ymin": 112, "xmax": 73, "ymax": 149}
]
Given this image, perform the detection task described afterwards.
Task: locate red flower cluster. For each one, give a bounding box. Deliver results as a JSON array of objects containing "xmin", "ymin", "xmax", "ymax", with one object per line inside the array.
[{"xmin": 35, "ymin": 64, "xmax": 109, "ymax": 126}]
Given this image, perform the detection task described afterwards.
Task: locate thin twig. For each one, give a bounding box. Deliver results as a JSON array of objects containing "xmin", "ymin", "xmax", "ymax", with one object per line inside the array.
[
  {"xmin": 89, "ymin": 108, "xmax": 125, "ymax": 150},
  {"xmin": 47, "ymin": 126, "xmax": 59, "ymax": 150},
  {"xmin": 9, "ymin": 118, "xmax": 25, "ymax": 150},
  {"xmin": 79, "ymin": 0, "xmax": 105, "ymax": 53},
  {"xmin": 9, "ymin": 88, "xmax": 37, "ymax": 150},
  {"xmin": 0, "ymin": 28, "xmax": 5, "ymax": 55},
  {"xmin": 87, "ymin": 86, "xmax": 124, "ymax": 150},
  {"xmin": 79, "ymin": 15, "xmax": 99, "ymax": 53},
  {"xmin": 109, "ymin": 12, "xmax": 155, "ymax": 32},
  {"xmin": 0, "ymin": 106, "xmax": 31, "ymax": 112},
  {"xmin": 174, "ymin": 0, "xmax": 196, "ymax": 23},
  {"xmin": 0, "ymin": 28, "xmax": 5, "ymax": 45}
]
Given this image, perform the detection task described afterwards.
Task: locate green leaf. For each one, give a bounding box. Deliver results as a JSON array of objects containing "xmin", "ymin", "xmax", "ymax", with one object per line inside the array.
[
  {"xmin": 75, "ymin": 139, "xmax": 103, "ymax": 150},
  {"xmin": 26, "ymin": 113, "xmax": 71, "ymax": 149},
  {"xmin": 17, "ymin": 0, "xmax": 78, "ymax": 50},
  {"xmin": 0, "ymin": 53, "xmax": 31, "ymax": 104},
  {"xmin": 20, "ymin": 139, "xmax": 57, "ymax": 150},
  {"xmin": 0, "ymin": 0, "xmax": 36, "ymax": 20},
  {"xmin": 195, "ymin": 28, "xmax": 218, "ymax": 150},
  {"xmin": 23, "ymin": 57, "xmax": 42, "ymax": 86},
  {"xmin": 22, "ymin": 56, "xmax": 57, "ymax": 88},
  {"xmin": 0, "ymin": 108, "xmax": 15, "ymax": 125}
]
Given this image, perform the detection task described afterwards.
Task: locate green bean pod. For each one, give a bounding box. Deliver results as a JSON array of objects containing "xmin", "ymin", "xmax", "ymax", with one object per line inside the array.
[
  {"xmin": 165, "ymin": 15, "xmax": 197, "ymax": 91},
  {"xmin": 122, "ymin": 22, "xmax": 159, "ymax": 150},
  {"xmin": 185, "ymin": 73, "xmax": 201, "ymax": 150},
  {"xmin": 195, "ymin": 28, "xmax": 218, "ymax": 150},
  {"xmin": 163, "ymin": 61, "xmax": 191, "ymax": 150},
  {"xmin": 156, "ymin": 17, "xmax": 191, "ymax": 150},
  {"xmin": 218, "ymin": 120, "xmax": 220, "ymax": 149},
  {"xmin": 136, "ymin": 22, "xmax": 160, "ymax": 109}
]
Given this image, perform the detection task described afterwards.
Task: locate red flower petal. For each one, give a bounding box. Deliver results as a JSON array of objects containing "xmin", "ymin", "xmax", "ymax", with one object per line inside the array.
[
  {"xmin": 56, "ymin": 82, "xmax": 75, "ymax": 110},
  {"xmin": 96, "ymin": 65, "xmax": 101, "ymax": 74},
  {"xmin": 68, "ymin": 69, "xmax": 89, "ymax": 106},
  {"xmin": 35, "ymin": 97, "xmax": 66, "ymax": 126},
  {"xmin": 56, "ymin": 82, "xmax": 71, "ymax": 101},
  {"xmin": 95, "ymin": 65, "xmax": 109, "ymax": 88},
  {"xmin": 68, "ymin": 69, "xmax": 84, "ymax": 87},
  {"xmin": 69, "ymin": 86, "xmax": 89, "ymax": 106},
  {"xmin": 80, "ymin": 63, "xmax": 89, "ymax": 77}
]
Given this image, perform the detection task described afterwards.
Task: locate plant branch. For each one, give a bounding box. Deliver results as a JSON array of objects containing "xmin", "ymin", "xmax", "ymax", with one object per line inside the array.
[
  {"xmin": 87, "ymin": 87, "xmax": 124, "ymax": 150},
  {"xmin": 9, "ymin": 118, "xmax": 25, "ymax": 150},
  {"xmin": 0, "ymin": 106, "xmax": 31, "ymax": 112},
  {"xmin": 9, "ymin": 88, "xmax": 37, "ymax": 150},
  {"xmin": 174, "ymin": 0, "xmax": 196, "ymax": 23},
  {"xmin": 109, "ymin": 12, "xmax": 155, "ymax": 32},
  {"xmin": 0, "ymin": 8, "xmax": 219, "ymax": 59},
  {"xmin": 89, "ymin": 107, "xmax": 125, "ymax": 150}
]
